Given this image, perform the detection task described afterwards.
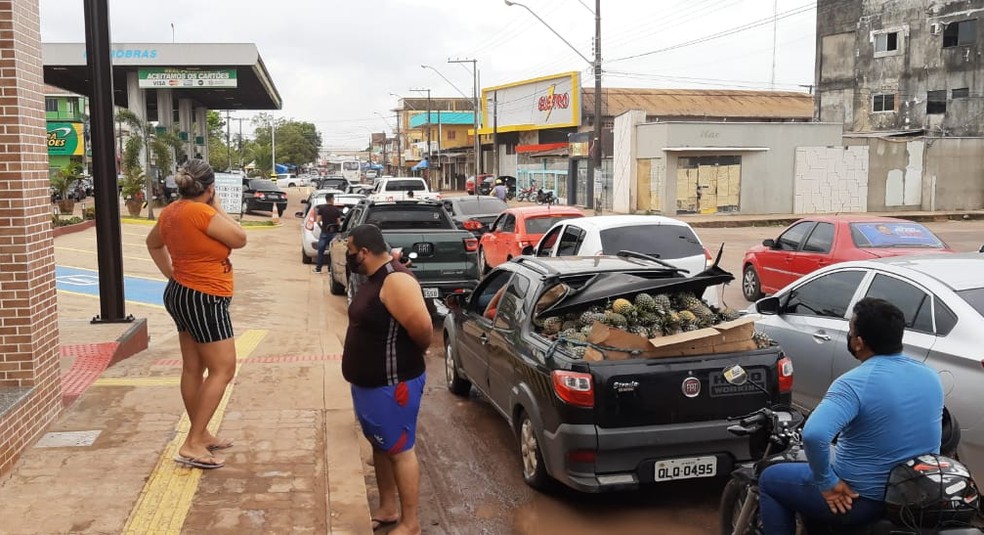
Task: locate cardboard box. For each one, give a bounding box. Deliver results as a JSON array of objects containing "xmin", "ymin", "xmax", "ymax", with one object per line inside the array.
[{"xmin": 583, "ymin": 315, "xmax": 760, "ymax": 361}]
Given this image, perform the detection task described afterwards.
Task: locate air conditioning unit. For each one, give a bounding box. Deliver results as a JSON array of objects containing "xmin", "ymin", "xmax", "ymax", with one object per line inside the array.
[{"xmin": 930, "ymin": 23, "xmax": 942, "ymax": 35}]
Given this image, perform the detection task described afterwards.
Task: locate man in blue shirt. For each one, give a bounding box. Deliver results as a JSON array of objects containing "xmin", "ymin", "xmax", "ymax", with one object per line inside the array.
[{"xmin": 759, "ymin": 297, "xmax": 943, "ymax": 534}]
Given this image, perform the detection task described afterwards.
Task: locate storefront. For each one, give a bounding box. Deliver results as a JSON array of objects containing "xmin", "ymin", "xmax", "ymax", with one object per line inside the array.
[{"xmin": 46, "ymin": 121, "xmax": 86, "ymax": 173}]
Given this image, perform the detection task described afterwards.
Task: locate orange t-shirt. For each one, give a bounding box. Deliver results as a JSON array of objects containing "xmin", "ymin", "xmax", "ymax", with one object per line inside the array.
[{"xmin": 159, "ymin": 200, "xmax": 234, "ymax": 297}]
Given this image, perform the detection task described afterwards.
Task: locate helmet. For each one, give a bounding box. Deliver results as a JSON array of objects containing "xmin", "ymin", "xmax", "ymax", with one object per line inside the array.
[
  {"xmin": 496, "ymin": 179, "xmax": 503, "ymax": 185},
  {"xmin": 884, "ymin": 454, "xmax": 980, "ymax": 528}
]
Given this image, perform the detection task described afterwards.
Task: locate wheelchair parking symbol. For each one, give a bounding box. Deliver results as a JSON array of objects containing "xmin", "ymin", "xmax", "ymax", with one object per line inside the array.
[{"xmin": 57, "ymin": 274, "xmax": 100, "ymax": 287}]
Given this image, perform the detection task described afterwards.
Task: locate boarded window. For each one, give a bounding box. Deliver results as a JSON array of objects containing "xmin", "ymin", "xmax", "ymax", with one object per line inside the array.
[
  {"xmin": 872, "ymin": 93, "xmax": 895, "ymax": 112},
  {"xmin": 952, "ymin": 87, "xmax": 970, "ymax": 98},
  {"xmin": 943, "ymin": 19, "xmax": 977, "ymax": 47},
  {"xmin": 874, "ymin": 32, "xmax": 899, "ymax": 53},
  {"xmin": 927, "ymin": 90, "xmax": 947, "ymax": 114}
]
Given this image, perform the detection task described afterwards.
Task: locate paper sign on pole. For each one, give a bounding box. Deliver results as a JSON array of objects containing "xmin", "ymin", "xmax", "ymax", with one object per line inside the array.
[{"xmin": 214, "ymin": 173, "xmax": 243, "ymax": 215}]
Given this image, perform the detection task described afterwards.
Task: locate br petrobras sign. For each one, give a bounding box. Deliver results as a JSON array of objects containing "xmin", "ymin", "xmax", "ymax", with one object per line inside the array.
[
  {"xmin": 481, "ymin": 72, "xmax": 581, "ymax": 133},
  {"xmin": 137, "ymin": 68, "xmax": 238, "ymax": 89}
]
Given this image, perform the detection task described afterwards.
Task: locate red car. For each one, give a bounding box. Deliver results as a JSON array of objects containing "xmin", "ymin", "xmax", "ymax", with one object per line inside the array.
[
  {"xmin": 465, "ymin": 174, "xmax": 494, "ymax": 195},
  {"xmin": 477, "ymin": 206, "xmax": 584, "ymax": 273},
  {"xmin": 741, "ymin": 216, "xmax": 954, "ymax": 301}
]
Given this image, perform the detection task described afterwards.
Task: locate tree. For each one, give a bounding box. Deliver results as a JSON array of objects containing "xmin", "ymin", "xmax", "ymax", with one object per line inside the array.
[
  {"xmin": 116, "ymin": 109, "xmax": 185, "ymax": 219},
  {"xmin": 252, "ymin": 114, "xmax": 322, "ymax": 171}
]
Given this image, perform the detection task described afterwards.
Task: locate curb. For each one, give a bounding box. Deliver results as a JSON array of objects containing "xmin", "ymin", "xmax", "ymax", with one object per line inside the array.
[
  {"xmin": 110, "ymin": 317, "xmax": 149, "ymax": 367},
  {"xmin": 681, "ymin": 211, "xmax": 984, "ymax": 229},
  {"xmin": 52, "ymin": 219, "xmax": 96, "ymax": 237}
]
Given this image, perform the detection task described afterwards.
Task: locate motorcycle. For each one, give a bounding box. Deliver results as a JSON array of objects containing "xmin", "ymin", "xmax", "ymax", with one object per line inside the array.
[
  {"xmin": 517, "ymin": 181, "xmax": 537, "ymax": 202},
  {"xmin": 719, "ymin": 365, "xmax": 981, "ymax": 535},
  {"xmin": 535, "ymin": 188, "xmax": 556, "ymax": 205}
]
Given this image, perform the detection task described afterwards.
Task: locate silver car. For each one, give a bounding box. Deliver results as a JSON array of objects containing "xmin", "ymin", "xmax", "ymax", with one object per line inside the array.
[
  {"xmin": 749, "ymin": 253, "xmax": 984, "ymax": 477},
  {"xmin": 297, "ymin": 190, "xmax": 364, "ymax": 264}
]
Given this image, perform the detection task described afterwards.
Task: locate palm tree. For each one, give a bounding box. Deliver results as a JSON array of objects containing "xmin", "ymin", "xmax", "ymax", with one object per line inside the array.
[{"xmin": 115, "ymin": 109, "xmax": 186, "ymax": 219}]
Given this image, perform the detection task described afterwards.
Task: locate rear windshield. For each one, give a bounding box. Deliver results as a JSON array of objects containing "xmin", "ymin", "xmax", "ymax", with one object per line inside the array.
[
  {"xmin": 249, "ymin": 179, "xmax": 279, "ymax": 191},
  {"xmin": 365, "ymin": 205, "xmax": 453, "ymax": 230},
  {"xmin": 454, "ymin": 198, "xmax": 507, "ymax": 215},
  {"xmin": 384, "ymin": 180, "xmax": 426, "ymax": 192},
  {"xmin": 319, "ymin": 178, "xmax": 348, "ymax": 190},
  {"xmin": 600, "ymin": 225, "xmax": 704, "ymax": 259},
  {"xmin": 526, "ymin": 215, "xmax": 579, "ymax": 234},
  {"xmin": 957, "ymin": 288, "xmax": 984, "ymax": 317},
  {"xmin": 849, "ymin": 222, "xmax": 945, "ymax": 248},
  {"xmin": 342, "ymin": 161, "xmax": 360, "ymax": 171}
]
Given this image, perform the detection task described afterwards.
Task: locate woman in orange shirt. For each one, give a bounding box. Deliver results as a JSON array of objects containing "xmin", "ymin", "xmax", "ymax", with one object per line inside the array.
[{"xmin": 146, "ymin": 159, "xmax": 247, "ymax": 469}]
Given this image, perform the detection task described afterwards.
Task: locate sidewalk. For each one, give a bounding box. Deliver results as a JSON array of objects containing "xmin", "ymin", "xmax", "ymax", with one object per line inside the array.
[{"xmin": 0, "ymin": 219, "xmax": 372, "ymax": 534}]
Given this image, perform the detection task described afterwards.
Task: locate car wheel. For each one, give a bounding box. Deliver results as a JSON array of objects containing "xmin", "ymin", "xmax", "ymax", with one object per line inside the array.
[
  {"xmin": 478, "ymin": 248, "xmax": 490, "ymax": 275},
  {"xmin": 742, "ymin": 264, "xmax": 764, "ymax": 301},
  {"xmin": 301, "ymin": 250, "xmax": 313, "ymax": 264},
  {"xmin": 241, "ymin": 200, "xmax": 250, "ymax": 215},
  {"xmin": 518, "ymin": 412, "xmax": 550, "ymax": 490},
  {"xmin": 328, "ymin": 261, "xmax": 345, "ymax": 296},
  {"xmin": 445, "ymin": 338, "xmax": 471, "ymax": 396}
]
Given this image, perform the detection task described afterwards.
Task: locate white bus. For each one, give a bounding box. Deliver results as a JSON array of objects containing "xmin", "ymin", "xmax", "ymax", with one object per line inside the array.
[{"xmin": 340, "ymin": 159, "xmax": 361, "ymax": 183}]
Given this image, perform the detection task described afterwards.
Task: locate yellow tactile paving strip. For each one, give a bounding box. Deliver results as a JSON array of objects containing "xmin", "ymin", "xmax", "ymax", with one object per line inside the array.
[
  {"xmin": 92, "ymin": 377, "xmax": 181, "ymax": 387},
  {"xmin": 121, "ymin": 329, "xmax": 267, "ymax": 535}
]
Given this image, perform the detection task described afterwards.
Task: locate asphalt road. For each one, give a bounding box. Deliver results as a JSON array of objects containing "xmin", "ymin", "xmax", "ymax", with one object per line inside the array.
[{"xmin": 298, "ymin": 188, "xmax": 984, "ymax": 534}]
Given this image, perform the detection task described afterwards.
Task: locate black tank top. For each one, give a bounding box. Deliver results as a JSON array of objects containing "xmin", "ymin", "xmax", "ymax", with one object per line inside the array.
[{"xmin": 342, "ymin": 261, "xmax": 426, "ymax": 387}]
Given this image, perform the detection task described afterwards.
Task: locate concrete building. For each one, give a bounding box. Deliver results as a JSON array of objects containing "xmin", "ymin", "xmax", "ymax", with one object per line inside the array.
[
  {"xmin": 408, "ymin": 111, "xmax": 476, "ymax": 190},
  {"xmin": 816, "ymin": 0, "xmax": 984, "ymax": 135},
  {"xmin": 391, "ymin": 97, "xmax": 474, "ymax": 181},
  {"xmin": 44, "ymin": 86, "xmax": 89, "ymax": 175}
]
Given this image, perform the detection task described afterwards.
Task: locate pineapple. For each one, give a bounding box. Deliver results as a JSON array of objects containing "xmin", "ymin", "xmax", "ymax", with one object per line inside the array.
[
  {"xmin": 677, "ymin": 292, "xmax": 704, "ymax": 312},
  {"xmin": 562, "ymin": 320, "xmax": 578, "ymax": 332},
  {"xmin": 542, "ymin": 316, "xmax": 563, "ymax": 335},
  {"xmin": 629, "ymin": 325, "xmax": 650, "ymax": 338},
  {"xmin": 678, "ymin": 310, "xmax": 699, "ymax": 332},
  {"xmin": 716, "ymin": 306, "xmax": 742, "ymax": 323},
  {"xmin": 653, "ymin": 294, "xmax": 672, "ymax": 315},
  {"xmin": 579, "ymin": 311, "xmax": 607, "ymax": 328},
  {"xmin": 602, "ymin": 311, "xmax": 628, "ymax": 329},
  {"xmin": 571, "ymin": 346, "xmax": 587, "ymax": 359},
  {"xmin": 753, "ymin": 331, "xmax": 775, "ymax": 349},
  {"xmin": 634, "ymin": 292, "xmax": 656, "ymax": 313},
  {"xmin": 580, "ymin": 325, "xmax": 594, "ymax": 337},
  {"xmin": 638, "ymin": 311, "xmax": 660, "ymax": 328},
  {"xmin": 612, "ymin": 298, "xmax": 633, "ymax": 315},
  {"xmin": 692, "ymin": 303, "xmax": 716, "ymax": 328},
  {"xmin": 648, "ymin": 325, "xmax": 664, "ymax": 338},
  {"xmin": 663, "ymin": 311, "xmax": 682, "ymax": 331},
  {"xmin": 559, "ymin": 328, "xmax": 580, "ymax": 340}
]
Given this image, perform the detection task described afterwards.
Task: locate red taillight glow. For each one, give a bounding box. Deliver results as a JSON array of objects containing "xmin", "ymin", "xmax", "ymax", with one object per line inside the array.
[
  {"xmin": 463, "ymin": 237, "xmax": 479, "ymax": 252},
  {"xmin": 552, "ymin": 370, "xmax": 594, "ymax": 408},
  {"xmin": 566, "ymin": 449, "xmax": 597, "ymax": 465},
  {"xmin": 777, "ymin": 356, "xmax": 794, "ymax": 393},
  {"xmin": 462, "ymin": 219, "xmax": 484, "ymax": 231},
  {"xmin": 305, "ymin": 209, "xmax": 316, "ymax": 231},
  {"xmin": 704, "ymin": 247, "xmax": 713, "ymax": 268},
  {"xmin": 253, "ymin": 192, "xmax": 265, "ymax": 198}
]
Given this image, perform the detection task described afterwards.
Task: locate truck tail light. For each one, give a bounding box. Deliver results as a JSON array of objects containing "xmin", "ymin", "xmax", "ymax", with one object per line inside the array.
[
  {"xmin": 777, "ymin": 356, "xmax": 794, "ymax": 393},
  {"xmin": 462, "ymin": 219, "xmax": 483, "ymax": 231},
  {"xmin": 552, "ymin": 370, "xmax": 594, "ymax": 408},
  {"xmin": 463, "ymin": 237, "xmax": 478, "ymax": 252},
  {"xmin": 566, "ymin": 449, "xmax": 597, "ymax": 466}
]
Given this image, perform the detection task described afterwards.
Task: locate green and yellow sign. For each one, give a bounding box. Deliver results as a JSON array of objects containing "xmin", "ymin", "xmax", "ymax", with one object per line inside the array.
[
  {"xmin": 47, "ymin": 122, "xmax": 85, "ymax": 156},
  {"xmin": 137, "ymin": 68, "xmax": 238, "ymax": 89}
]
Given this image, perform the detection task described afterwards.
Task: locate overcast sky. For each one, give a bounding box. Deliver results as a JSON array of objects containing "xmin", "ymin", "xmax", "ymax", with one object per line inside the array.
[{"xmin": 40, "ymin": 0, "xmax": 817, "ymax": 149}]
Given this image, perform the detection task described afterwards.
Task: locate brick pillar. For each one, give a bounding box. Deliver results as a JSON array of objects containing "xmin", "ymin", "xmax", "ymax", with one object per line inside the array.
[{"xmin": 0, "ymin": 0, "xmax": 62, "ymax": 476}]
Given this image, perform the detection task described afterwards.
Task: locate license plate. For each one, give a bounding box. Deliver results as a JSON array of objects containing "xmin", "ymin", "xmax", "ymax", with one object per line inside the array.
[
  {"xmin": 654, "ymin": 456, "xmax": 717, "ymax": 482},
  {"xmin": 422, "ymin": 288, "xmax": 439, "ymax": 298}
]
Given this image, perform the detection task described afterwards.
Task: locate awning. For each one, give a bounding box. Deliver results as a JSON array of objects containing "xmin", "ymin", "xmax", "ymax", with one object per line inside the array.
[
  {"xmin": 411, "ymin": 159, "xmax": 429, "ymax": 171},
  {"xmin": 275, "ymin": 163, "xmax": 289, "ymax": 173},
  {"xmin": 662, "ymin": 147, "xmax": 769, "ymax": 152},
  {"xmin": 517, "ymin": 142, "xmax": 567, "ymax": 153}
]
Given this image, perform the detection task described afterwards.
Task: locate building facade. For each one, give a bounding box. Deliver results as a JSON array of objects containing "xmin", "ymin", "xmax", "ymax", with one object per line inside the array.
[
  {"xmin": 44, "ymin": 87, "xmax": 88, "ymax": 175},
  {"xmin": 391, "ymin": 97, "xmax": 474, "ymax": 182},
  {"xmin": 816, "ymin": 0, "xmax": 984, "ymax": 135}
]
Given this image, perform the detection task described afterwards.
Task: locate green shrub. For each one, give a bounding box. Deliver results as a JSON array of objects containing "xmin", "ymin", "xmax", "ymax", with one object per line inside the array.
[
  {"xmin": 52, "ymin": 215, "xmax": 83, "ymax": 227},
  {"xmin": 83, "ymin": 206, "xmax": 96, "ymax": 220}
]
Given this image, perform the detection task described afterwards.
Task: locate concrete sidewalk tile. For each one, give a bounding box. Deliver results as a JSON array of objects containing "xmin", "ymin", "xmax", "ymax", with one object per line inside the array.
[{"xmin": 324, "ymin": 408, "xmax": 373, "ymax": 535}]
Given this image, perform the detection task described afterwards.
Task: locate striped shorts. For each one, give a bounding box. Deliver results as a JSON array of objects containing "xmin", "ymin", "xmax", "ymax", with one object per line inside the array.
[{"xmin": 163, "ymin": 279, "xmax": 234, "ymax": 344}]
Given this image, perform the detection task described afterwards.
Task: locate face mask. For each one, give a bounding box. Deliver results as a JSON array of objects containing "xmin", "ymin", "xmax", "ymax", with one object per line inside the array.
[{"xmin": 346, "ymin": 251, "xmax": 363, "ymax": 274}]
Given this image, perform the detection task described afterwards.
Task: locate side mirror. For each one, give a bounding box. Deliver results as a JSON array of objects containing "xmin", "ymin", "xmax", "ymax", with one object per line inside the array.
[
  {"xmin": 294, "ymin": 211, "xmax": 305, "ymax": 218},
  {"xmin": 755, "ymin": 296, "xmax": 781, "ymax": 315},
  {"xmin": 762, "ymin": 238, "xmax": 776, "ymax": 248},
  {"xmin": 521, "ymin": 245, "xmax": 535, "ymax": 256}
]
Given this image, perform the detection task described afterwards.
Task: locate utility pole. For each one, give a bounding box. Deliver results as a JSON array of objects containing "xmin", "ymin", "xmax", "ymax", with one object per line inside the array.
[
  {"xmin": 449, "ymin": 58, "xmax": 480, "ymax": 178},
  {"xmin": 409, "ymin": 88, "xmax": 432, "ymax": 183},
  {"xmin": 395, "ymin": 113, "xmax": 402, "ymax": 174},
  {"xmin": 492, "ymin": 91, "xmax": 499, "ymax": 177},
  {"xmin": 225, "ymin": 110, "xmax": 232, "ymax": 171},
  {"xmin": 271, "ymin": 119, "xmax": 276, "ymax": 178},
  {"xmin": 589, "ymin": 0, "xmax": 602, "ymax": 211}
]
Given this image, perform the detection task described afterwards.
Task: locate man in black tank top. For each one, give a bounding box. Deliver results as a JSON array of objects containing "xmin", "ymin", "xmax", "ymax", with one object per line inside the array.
[{"xmin": 342, "ymin": 224, "xmax": 431, "ymax": 535}]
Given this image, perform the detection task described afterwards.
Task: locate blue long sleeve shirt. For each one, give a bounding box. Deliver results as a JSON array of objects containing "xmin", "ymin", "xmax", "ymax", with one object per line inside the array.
[{"xmin": 801, "ymin": 353, "xmax": 943, "ymax": 500}]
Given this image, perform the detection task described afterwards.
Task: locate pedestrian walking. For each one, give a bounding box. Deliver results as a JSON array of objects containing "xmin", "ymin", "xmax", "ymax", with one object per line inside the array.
[
  {"xmin": 312, "ymin": 193, "xmax": 343, "ymax": 273},
  {"xmin": 145, "ymin": 159, "xmax": 247, "ymax": 470},
  {"xmin": 342, "ymin": 224, "xmax": 431, "ymax": 535}
]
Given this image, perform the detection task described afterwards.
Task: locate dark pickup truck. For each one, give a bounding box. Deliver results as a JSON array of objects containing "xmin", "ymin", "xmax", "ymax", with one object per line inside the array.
[
  {"xmin": 327, "ymin": 199, "xmax": 480, "ymax": 301},
  {"xmin": 442, "ymin": 255, "xmax": 793, "ymax": 492}
]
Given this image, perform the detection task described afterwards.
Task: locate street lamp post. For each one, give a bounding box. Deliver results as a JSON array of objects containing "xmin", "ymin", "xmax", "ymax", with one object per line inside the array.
[
  {"xmin": 409, "ymin": 88, "xmax": 432, "ymax": 186},
  {"xmin": 505, "ymin": 0, "xmax": 602, "ymax": 210},
  {"xmin": 448, "ymin": 58, "xmax": 481, "ymax": 180}
]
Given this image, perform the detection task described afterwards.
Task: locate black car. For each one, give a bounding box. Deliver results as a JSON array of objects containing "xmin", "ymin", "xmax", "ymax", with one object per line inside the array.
[
  {"xmin": 442, "ymin": 196, "xmax": 508, "ymax": 236},
  {"xmin": 242, "ymin": 179, "xmax": 287, "ymax": 216},
  {"xmin": 316, "ymin": 176, "xmax": 349, "ymax": 191},
  {"xmin": 479, "ymin": 175, "xmax": 517, "ymax": 198}
]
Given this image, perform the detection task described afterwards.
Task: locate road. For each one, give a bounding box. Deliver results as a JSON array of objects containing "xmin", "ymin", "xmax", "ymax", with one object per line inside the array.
[{"xmin": 367, "ymin": 207, "xmax": 984, "ymax": 534}]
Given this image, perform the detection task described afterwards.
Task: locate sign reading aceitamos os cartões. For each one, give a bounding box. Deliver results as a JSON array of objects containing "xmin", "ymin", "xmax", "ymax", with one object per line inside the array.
[{"xmin": 137, "ymin": 68, "xmax": 238, "ymax": 89}]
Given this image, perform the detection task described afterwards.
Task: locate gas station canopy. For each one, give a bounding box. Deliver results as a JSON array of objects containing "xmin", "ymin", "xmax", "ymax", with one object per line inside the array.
[{"xmin": 42, "ymin": 42, "xmax": 282, "ymax": 117}]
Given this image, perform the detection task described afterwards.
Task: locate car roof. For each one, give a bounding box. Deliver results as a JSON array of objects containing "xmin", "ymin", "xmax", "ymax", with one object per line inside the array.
[
  {"xmin": 799, "ymin": 215, "xmax": 917, "ymax": 224},
  {"xmin": 506, "ymin": 206, "xmax": 584, "ymax": 217},
  {"xmin": 512, "ymin": 255, "xmax": 680, "ymax": 275},
  {"xmin": 871, "ymin": 253, "xmax": 984, "ymax": 290},
  {"xmin": 565, "ymin": 214, "xmax": 691, "ymax": 229}
]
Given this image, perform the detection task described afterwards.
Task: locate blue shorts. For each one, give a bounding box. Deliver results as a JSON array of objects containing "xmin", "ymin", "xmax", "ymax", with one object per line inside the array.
[{"xmin": 351, "ymin": 373, "xmax": 426, "ymax": 454}]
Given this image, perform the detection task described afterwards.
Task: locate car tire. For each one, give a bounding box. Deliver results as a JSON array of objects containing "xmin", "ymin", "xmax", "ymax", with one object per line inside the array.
[
  {"xmin": 328, "ymin": 262, "xmax": 345, "ymax": 296},
  {"xmin": 444, "ymin": 337, "xmax": 471, "ymax": 396},
  {"xmin": 742, "ymin": 264, "xmax": 764, "ymax": 301},
  {"xmin": 518, "ymin": 411, "xmax": 550, "ymax": 490},
  {"xmin": 301, "ymin": 250, "xmax": 313, "ymax": 264},
  {"xmin": 478, "ymin": 248, "xmax": 490, "ymax": 275},
  {"xmin": 241, "ymin": 200, "xmax": 250, "ymax": 215}
]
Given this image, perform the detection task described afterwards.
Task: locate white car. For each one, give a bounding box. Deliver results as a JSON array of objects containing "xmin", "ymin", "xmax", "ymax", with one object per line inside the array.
[
  {"xmin": 278, "ymin": 173, "xmax": 310, "ymax": 188},
  {"xmin": 297, "ymin": 190, "xmax": 365, "ymax": 264},
  {"xmin": 368, "ymin": 177, "xmax": 441, "ymax": 202},
  {"xmin": 530, "ymin": 215, "xmax": 719, "ymax": 303}
]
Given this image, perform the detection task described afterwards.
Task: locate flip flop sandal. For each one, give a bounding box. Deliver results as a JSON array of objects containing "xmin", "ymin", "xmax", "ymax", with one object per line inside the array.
[
  {"xmin": 371, "ymin": 518, "xmax": 398, "ymax": 531},
  {"xmin": 207, "ymin": 440, "xmax": 234, "ymax": 451},
  {"xmin": 174, "ymin": 455, "xmax": 224, "ymax": 469}
]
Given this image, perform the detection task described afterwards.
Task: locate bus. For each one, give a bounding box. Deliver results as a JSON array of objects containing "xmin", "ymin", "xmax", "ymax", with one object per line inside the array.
[{"xmin": 340, "ymin": 159, "xmax": 361, "ymax": 183}]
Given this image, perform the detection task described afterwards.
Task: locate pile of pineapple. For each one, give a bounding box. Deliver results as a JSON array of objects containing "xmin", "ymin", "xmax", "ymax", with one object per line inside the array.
[{"xmin": 534, "ymin": 291, "xmax": 750, "ymax": 357}]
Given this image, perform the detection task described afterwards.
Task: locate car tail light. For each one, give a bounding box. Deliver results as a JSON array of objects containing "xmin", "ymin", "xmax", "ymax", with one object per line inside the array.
[
  {"xmin": 435, "ymin": 193, "xmax": 443, "ymax": 200},
  {"xmin": 253, "ymin": 192, "xmax": 265, "ymax": 198},
  {"xmin": 704, "ymin": 247, "xmax": 713, "ymax": 269},
  {"xmin": 305, "ymin": 209, "xmax": 316, "ymax": 231},
  {"xmin": 777, "ymin": 356, "xmax": 794, "ymax": 393},
  {"xmin": 463, "ymin": 237, "xmax": 478, "ymax": 252},
  {"xmin": 552, "ymin": 370, "xmax": 594, "ymax": 408},
  {"xmin": 462, "ymin": 219, "xmax": 483, "ymax": 231},
  {"xmin": 566, "ymin": 449, "xmax": 597, "ymax": 465}
]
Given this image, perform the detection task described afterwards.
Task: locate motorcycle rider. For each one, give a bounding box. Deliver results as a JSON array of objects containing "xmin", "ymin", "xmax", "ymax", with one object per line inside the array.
[{"xmin": 758, "ymin": 297, "xmax": 943, "ymax": 534}]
